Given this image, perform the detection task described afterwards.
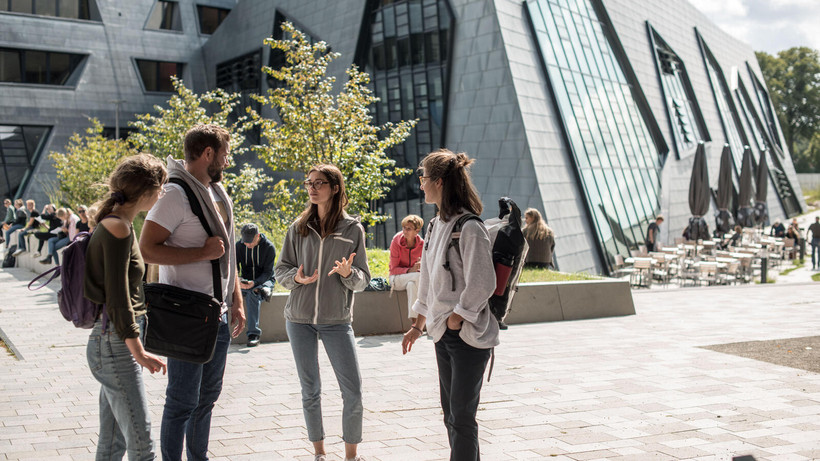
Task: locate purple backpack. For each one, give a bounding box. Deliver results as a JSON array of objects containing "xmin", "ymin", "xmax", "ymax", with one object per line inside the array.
[{"xmin": 29, "ymin": 232, "xmax": 105, "ymax": 329}]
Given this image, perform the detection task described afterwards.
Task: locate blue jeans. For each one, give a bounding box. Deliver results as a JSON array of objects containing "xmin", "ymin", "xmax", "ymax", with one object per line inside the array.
[
  {"xmin": 17, "ymin": 228, "xmax": 34, "ymax": 250},
  {"xmin": 49, "ymin": 235, "xmax": 70, "ymax": 264},
  {"xmin": 161, "ymin": 319, "xmax": 230, "ymax": 461},
  {"xmin": 4, "ymin": 223, "xmax": 23, "ymax": 248},
  {"xmin": 285, "ymin": 321, "xmax": 363, "ymax": 444},
  {"xmin": 87, "ymin": 316, "xmax": 154, "ymax": 461},
  {"xmin": 435, "ymin": 328, "xmax": 491, "ymax": 461},
  {"xmin": 242, "ymin": 280, "xmax": 273, "ymax": 338},
  {"xmin": 812, "ymin": 238, "xmax": 820, "ymax": 268}
]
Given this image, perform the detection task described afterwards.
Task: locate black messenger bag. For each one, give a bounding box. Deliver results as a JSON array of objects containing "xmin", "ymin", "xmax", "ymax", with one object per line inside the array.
[{"xmin": 143, "ymin": 178, "xmax": 224, "ymax": 364}]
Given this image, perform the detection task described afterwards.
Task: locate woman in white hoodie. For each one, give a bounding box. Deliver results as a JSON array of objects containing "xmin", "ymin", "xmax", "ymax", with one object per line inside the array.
[{"xmin": 402, "ymin": 149, "xmax": 498, "ymax": 461}]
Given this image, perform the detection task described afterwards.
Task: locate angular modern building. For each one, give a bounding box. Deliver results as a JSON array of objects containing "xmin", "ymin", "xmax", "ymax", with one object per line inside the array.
[{"xmin": 1, "ymin": 0, "xmax": 805, "ymax": 275}]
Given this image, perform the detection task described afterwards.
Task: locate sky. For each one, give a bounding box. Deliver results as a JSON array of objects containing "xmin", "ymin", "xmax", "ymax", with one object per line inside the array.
[{"xmin": 688, "ymin": 0, "xmax": 820, "ymax": 55}]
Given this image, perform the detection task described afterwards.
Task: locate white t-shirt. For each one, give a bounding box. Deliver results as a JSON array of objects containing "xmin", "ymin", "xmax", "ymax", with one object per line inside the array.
[{"xmin": 145, "ymin": 183, "xmax": 229, "ymax": 307}]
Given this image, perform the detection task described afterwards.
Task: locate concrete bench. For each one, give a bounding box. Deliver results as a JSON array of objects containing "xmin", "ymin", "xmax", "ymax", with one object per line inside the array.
[{"xmin": 248, "ymin": 279, "xmax": 635, "ymax": 343}]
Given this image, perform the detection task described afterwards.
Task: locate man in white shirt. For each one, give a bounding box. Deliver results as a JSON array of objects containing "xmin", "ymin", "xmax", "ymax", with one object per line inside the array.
[{"xmin": 140, "ymin": 124, "xmax": 245, "ymax": 461}]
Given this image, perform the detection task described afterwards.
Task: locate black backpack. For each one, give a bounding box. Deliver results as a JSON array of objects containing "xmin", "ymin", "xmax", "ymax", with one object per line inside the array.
[
  {"xmin": 2, "ymin": 244, "xmax": 17, "ymax": 268},
  {"xmin": 436, "ymin": 197, "xmax": 528, "ymax": 323}
]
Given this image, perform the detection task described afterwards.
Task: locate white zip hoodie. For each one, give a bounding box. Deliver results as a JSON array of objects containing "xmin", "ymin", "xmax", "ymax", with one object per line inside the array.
[{"xmin": 412, "ymin": 212, "xmax": 499, "ymax": 349}]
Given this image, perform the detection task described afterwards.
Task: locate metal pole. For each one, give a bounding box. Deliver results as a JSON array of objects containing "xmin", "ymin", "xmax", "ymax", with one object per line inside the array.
[{"xmin": 109, "ymin": 99, "xmax": 126, "ymax": 139}]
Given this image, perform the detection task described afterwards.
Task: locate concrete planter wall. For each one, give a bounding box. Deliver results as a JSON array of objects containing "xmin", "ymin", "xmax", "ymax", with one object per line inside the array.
[{"xmin": 9, "ymin": 231, "xmax": 635, "ymax": 343}]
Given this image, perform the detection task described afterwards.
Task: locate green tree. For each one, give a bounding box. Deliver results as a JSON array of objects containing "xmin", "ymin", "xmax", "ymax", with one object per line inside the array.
[
  {"xmin": 251, "ymin": 22, "xmax": 416, "ymax": 233},
  {"xmin": 756, "ymin": 47, "xmax": 820, "ymax": 169},
  {"xmin": 49, "ymin": 118, "xmax": 136, "ymax": 208},
  {"xmin": 129, "ymin": 77, "xmax": 270, "ymax": 224}
]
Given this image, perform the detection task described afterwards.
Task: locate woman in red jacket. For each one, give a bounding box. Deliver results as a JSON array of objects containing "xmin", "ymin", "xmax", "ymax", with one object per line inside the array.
[{"xmin": 389, "ymin": 214, "xmax": 424, "ymax": 324}]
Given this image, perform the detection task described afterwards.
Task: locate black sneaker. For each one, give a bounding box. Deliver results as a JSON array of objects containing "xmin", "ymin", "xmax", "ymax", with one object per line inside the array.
[
  {"xmin": 39, "ymin": 256, "xmax": 52, "ymax": 265},
  {"xmin": 247, "ymin": 335, "xmax": 260, "ymax": 347},
  {"xmin": 498, "ymin": 321, "xmax": 509, "ymax": 330}
]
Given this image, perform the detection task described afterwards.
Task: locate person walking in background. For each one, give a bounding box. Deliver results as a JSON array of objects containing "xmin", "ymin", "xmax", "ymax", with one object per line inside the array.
[
  {"xmin": 139, "ymin": 124, "xmax": 246, "ymax": 461},
  {"xmin": 402, "ymin": 149, "xmax": 498, "ymax": 461},
  {"xmin": 522, "ymin": 208, "xmax": 555, "ymax": 269},
  {"xmin": 645, "ymin": 215, "xmax": 664, "ymax": 251},
  {"xmin": 12, "ymin": 200, "xmax": 40, "ymax": 256},
  {"xmin": 807, "ymin": 216, "xmax": 820, "ymax": 270},
  {"xmin": 274, "ymin": 163, "xmax": 370, "ymax": 461},
  {"xmin": 389, "ymin": 214, "xmax": 424, "ymax": 325},
  {"xmin": 84, "ymin": 154, "xmax": 168, "ymax": 460},
  {"xmin": 236, "ymin": 222, "xmax": 276, "ymax": 348}
]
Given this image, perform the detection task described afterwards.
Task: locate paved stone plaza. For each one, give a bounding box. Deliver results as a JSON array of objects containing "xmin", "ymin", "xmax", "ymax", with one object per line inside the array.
[{"xmin": 1, "ymin": 266, "xmax": 819, "ymax": 460}]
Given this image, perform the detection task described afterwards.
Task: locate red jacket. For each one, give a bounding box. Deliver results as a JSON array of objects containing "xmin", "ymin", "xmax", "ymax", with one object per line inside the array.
[{"xmin": 389, "ymin": 231, "xmax": 424, "ymax": 275}]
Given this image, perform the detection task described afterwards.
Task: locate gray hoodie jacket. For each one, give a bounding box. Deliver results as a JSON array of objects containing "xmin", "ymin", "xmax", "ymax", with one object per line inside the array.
[{"xmin": 275, "ymin": 213, "xmax": 371, "ymax": 324}]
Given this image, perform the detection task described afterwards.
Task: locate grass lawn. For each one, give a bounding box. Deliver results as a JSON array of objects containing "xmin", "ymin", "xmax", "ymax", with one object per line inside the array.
[{"xmin": 275, "ymin": 248, "xmax": 600, "ymax": 291}]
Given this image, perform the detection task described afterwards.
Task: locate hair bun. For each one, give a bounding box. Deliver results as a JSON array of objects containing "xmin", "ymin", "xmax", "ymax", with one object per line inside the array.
[{"xmin": 454, "ymin": 152, "xmax": 474, "ymax": 169}]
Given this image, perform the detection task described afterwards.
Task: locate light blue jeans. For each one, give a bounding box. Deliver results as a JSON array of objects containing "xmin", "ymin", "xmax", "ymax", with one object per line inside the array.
[
  {"xmin": 86, "ymin": 316, "xmax": 154, "ymax": 461},
  {"xmin": 285, "ymin": 321, "xmax": 363, "ymax": 444},
  {"xmin": 4, "ymin": 223, "xmax": 23, "ymax": 248}
]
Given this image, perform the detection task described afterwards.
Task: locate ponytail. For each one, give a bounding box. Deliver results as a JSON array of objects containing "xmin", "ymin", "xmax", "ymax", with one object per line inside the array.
[{"xmin": 420, "ymin": 149, "xmax": 482, "ymax": 222}]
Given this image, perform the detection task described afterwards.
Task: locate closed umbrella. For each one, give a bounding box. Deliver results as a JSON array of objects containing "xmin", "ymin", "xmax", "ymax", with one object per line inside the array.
[
  {"xmin": 754, "ymin": 149, "xmax": 769, "ymax": 226},
  {"xmin": 685, "ymin": 142, "xmax": 710, "ymax": 240},
  {"xmin": 737, "ymin": 146, "xmax": 756, "ymax": 228},
  {"xmin": 715, "ymin": 144, "xmax": 734, "ymax": 234}
]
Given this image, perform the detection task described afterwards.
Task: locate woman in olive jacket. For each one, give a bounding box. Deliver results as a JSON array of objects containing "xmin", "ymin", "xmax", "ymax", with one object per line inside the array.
[{"xmin": 274, "ymin": 163, "xmax": 370, "ymax": 461}]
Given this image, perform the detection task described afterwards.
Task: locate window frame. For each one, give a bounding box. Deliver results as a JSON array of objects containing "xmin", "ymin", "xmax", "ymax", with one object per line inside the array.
[
  {"xmin": 195, "ymin": 4, "xmax": 230, "ymax": 35},
  {"xmin": 133, "ymin": 58, "xmax": 185, "ymax": 94},
  {"xmin": 143, "ymin": 0, "xmax": 183, "ymax": 33},
  {"xmin": 0, "ymin": 46, "xmax": 87, "ymax": 88}
]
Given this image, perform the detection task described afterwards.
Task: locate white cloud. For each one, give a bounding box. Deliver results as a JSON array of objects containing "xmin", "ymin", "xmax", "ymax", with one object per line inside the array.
[{"xmin": 688, "ymin": 0, "xmax": 820, "ymax": 53}]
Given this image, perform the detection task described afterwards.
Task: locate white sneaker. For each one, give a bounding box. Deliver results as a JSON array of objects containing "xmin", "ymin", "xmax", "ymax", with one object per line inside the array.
[
  {"xmin": 314, "ymin": 455, "xmax": 327, "ymax": 461},
  {"xmin": 12, "ymin": 248, "xmax": 24, "ymax": 257},
  {"xmin": 345, "ymin": 457, "xmax": 365, "ymax": 461},
  {"xmin": 32, "ymin": 252, "xmax": 40, "ymax": 257}
]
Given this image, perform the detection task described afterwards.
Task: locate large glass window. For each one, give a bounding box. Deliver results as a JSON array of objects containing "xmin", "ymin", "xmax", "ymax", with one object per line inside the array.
[
  {"xmin": 145, "ymin": 0, "xmax": 181, "ymax": 31},
  {"xmin": 0, "ymin": 47, "xmax": 85, "ymax": 85},
  {"xmin": 527, "ymin": 0, "xmax": 666, "ymax": 273},
  {"xmin": 355, "ymin": 0, "xmax": 454, "ymax": 246},
  {"xmin": 0, "ymin": 125, "xmax": 50, "ymax": 199},
  {"xmin": 0, "ymin": 0, "xmax": 98, "ymax": 20},
  {"xmin": 697, "ymin": 33, "xmax": 748, "ymax": 177},
  {"xmin": 216, "ymin": 50, "xmax": 261, "ymax": 141},
  {"xmin": 648, "ymin": 25, "xmax": 709, "ymax": 157},
  {"xmin": 196, "ymin": 5, "xmax": 230, "ymax": 34},
  {"xmin": 747, "ymin": 63, "xmax": 784, "ymax": 155},
  {"xmin": 135, "ymin": 59, "xmax": 183, "ymax": 92}
]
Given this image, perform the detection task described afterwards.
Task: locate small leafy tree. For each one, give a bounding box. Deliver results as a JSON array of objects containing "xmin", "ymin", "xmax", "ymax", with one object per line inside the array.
[
  {"xmin": 252, "ymin": 22, "xmax": 416, "ymax": 232},
  {"xmin": 129, "ymin": 77, "xmax": 270, "ymax": 224},
  {"xmin": 49, "ymin": 118, "xmax": 135, "ymax": 208}
]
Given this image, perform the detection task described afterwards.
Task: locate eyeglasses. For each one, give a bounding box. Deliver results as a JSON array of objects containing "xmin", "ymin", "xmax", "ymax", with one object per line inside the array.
[
  {"xmin": 78, "ymin": 210, "xmax": 86, "ymax": 214},
  {"xmin": 418, "ymin": 175, "xmax": 431, "ymax": 185},
  {"xmin": 303, "ymin": 180, "xmax": 329, "ymax": 190}
]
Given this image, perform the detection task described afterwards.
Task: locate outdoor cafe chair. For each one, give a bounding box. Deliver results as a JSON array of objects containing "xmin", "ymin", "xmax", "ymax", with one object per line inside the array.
[{"xmin": 629, "ymin": 258, "xmax": 653, "ymax": 288}]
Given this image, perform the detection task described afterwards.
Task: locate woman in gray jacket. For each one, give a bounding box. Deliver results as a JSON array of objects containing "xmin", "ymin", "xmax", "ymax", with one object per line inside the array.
[
  {"xmin": 402, "ymin": 149, "xmax": 499, "ymax": 461},
  {"xmin": 274, "ymin": 163, "xmax": 370, "ymax": 461}
]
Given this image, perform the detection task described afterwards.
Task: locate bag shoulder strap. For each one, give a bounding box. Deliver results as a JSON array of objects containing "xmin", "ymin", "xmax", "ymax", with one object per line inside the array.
[
  {"xmin": 168, "ymin": 178, "xmax": 223, "ymax": 302},
  {"xmin": 443, "ymin": 213, "xmax": 482, "ymax": 291}
]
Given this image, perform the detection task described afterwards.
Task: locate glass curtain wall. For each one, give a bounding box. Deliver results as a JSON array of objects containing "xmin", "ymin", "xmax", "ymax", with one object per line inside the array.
[
  {"xmin": 747, "ymin": 63, "xmax": 785, "ymax": 156},
  {"xmin": 648, "ymin": 25, "xmax": 709, "ymax": 157},
  {"xmin": 355, "ymin": 0, "xmax": 453, "ymax": 247},
  {"xmin": 216, "ymin": 50, "xmax": 262, "ymax": 142},
  {"xmin": 526, "ymin": 0, "xmax": 666, "ymax": 272},
  {"xmin": 697, "ymin": 32, "xmax": 749, "ymax": 177},
  {"xmin": 0, "ymin": 125, "xmax": 50, "ymax": 199}
]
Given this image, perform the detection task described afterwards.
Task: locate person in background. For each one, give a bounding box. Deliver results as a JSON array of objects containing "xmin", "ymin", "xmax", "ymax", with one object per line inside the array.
[
  {"xmin": 12, "ymin": 200, "xmax": 40, "ymax": 256},
  {"xmin": 236, "ymin": 222, "xmax": 276, "ymax": 348},
  {"xmin": 645, "ymin": 215, "xmax": 664, "ymax": 252},
  {"xmin": 76, "ymin": 205, "xmax": 91, "ymax": 233},
  {"xmin": 807, "ymin": 216, "xmax": 820, "ymax": 270},
  {"xmin": 84, "ymin": 153, "xmax": 168, "ymax": 460},
  {"xmin": 40, "ymin": 207, "xmax": 79, "ymax": 266},
  {"xmin": 4, "ymin": 199, "xmax": 27, "ymax": 249},
  {"xmin": 402, "ymin": 149, "xmax": 498, "ymax": 461},
  {"xmin": 33, "ymin": 207, "xmax": 63, "ymax": 258},
  {"xmin": 389, "ymin": 214, "xmax": 424, "ymax": 325},
  {"xmin": 770, "ymin": 219, "xmax": 785, "ymax": 238},
  {"xmin": 522, "ymin": 208, "xmax": 555, "ymax": 269},
  {"xmin": 274, "ymin": 163, "xmax": 370, "ymax": 461}
]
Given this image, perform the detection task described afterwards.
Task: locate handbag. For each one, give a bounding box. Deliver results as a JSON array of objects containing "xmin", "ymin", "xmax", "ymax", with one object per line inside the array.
[{"xmin": 143, "ymin": 178, "xmax": 224, "ymax": 364}]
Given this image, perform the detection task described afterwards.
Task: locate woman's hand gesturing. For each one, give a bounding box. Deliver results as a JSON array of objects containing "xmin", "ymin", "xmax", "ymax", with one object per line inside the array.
[
  {"xmin": 328, "ymin": 252, "xmax": 356, "ymax": 278},
  {"xmin": 295, "ymin": 264, "xmax": 319, "ymax": 285}
]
